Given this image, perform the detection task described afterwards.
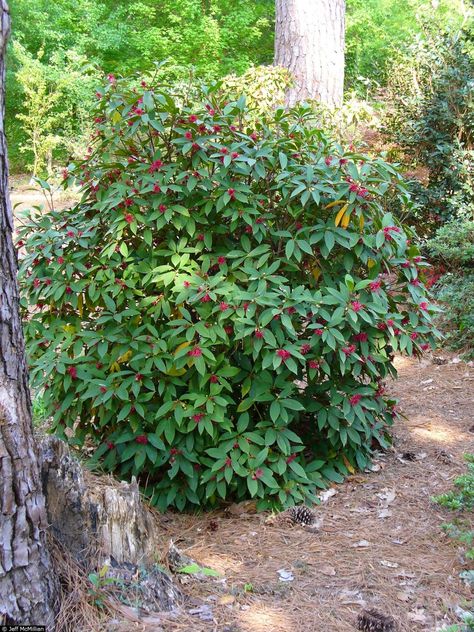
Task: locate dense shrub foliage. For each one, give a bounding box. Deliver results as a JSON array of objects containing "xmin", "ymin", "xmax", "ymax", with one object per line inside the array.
[
  {"xmin": 427, "ymin": 218, "xmax": 474, "ymax": 355},
  {"xmin": 19, "ymin": 76, "xmax": 439, "ymax": 510},
  {"xmin": 383, "ymin": 29, "xmax": 474, "ymax": 234}
]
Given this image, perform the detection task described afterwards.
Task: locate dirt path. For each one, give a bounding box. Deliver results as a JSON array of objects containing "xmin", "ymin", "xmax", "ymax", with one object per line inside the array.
[{"xmin": 156, "ymin": 354, "xmax": 473, "ymax": 632}]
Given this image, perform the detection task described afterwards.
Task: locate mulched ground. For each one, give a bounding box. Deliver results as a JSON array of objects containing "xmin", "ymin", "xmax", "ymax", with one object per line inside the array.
[{"xmin": 147, "ymin": 353, "xmax": 473, "ymax": 632}]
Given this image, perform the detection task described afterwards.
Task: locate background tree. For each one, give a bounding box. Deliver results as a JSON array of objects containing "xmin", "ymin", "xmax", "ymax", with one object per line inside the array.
[
  {"xmin": 274, "ymin": 0, "xmax": 346, "ymax": 107},
  {"xmin": 0, "ymin": 1, "xmax": 58, "ymax": 625}
]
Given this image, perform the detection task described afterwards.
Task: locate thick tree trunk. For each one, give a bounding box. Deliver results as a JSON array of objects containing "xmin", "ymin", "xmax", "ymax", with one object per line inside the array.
[
  {"xmin": 0, "ymin": 2, "xmax": 58, "ymax": 626},
  {"xmin": 274, "ymin": 0, "xmax": 345, "ymax": 108}
]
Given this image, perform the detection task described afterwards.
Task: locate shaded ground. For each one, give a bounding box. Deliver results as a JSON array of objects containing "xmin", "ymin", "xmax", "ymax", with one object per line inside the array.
[
  {"xmin": 9, "ymin": 174, "xmax": 78, "ymax": 217},
  {"xmin": 151, "ymin": 354, "xmax": 473, "ymax": 632}
]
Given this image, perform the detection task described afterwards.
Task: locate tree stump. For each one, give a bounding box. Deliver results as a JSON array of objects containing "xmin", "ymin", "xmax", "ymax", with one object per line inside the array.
[{"xmin": 39, "ymin": 436, "xmax": 182, "ymax": 614}]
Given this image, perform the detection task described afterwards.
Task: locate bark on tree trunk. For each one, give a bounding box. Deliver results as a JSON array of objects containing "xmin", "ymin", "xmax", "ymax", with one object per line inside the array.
[
  {"xmin": 0, "ymin": 2, "xmax": 58, "ymax": 626},
  {"xmin": 274, "ymin": 0, "xmax": 346, "ymax": 108}
]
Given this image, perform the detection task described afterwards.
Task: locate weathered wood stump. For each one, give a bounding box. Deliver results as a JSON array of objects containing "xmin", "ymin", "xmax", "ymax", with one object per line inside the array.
[{"xmin": 39, "ymin": 436, "xmax": 182, "ymax": 615}]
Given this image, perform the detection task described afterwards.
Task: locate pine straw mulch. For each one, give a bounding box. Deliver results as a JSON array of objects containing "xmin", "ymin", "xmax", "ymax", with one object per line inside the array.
[{"xmin": 51, "ymin": 353, "xmax": 473, "ymax": 632}]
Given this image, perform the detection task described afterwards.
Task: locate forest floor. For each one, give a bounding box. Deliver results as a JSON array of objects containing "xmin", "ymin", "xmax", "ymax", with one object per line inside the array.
[
  {"xmin": 10, "ymin": 178, "xmax": 473, "ymax": 632},
  {"xmin": 150, "ymin": 353, "xmax": 473, "ymax": 632}
]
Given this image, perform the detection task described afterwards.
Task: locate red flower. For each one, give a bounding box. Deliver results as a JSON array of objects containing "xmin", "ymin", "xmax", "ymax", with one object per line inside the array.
[
  {"xmin": 219, "ymin": 302, "xmax": 229, "ymax": 311},
  {"xmin": 255, "ymin": 329, "xmax": 264, "ymax": 339},
  {"xmin": 386, "ymin": 319, "xmax": 395, "ymax": 328},
  {"xmin": 411, "ymin": 279, "xmax": 420, "ymax": 286},
  {"xmin": 414, "ymin": 256, "xmax": 422, "ymax": 263},
  {"xmin": 184, "ymin": 280, "xmax": 190, "ymax": 288},
  {"xmin": 200, "ymin": 293, "xmax": 211, "ymax": 303},
  {"xmin": 100, "ymin": 386, "xmax": 107, "ymax": 393},
  {"xmin": 353, "ymin": 332, "xmax": 368, "ymax": 342},
  {"xmin": 66, "ymin": 230, "xmax": 75, "ymax": 238},
  {"xmin": 149, "ymin": 160, "xmax": 163, "ymax": 173},
  {"xmin": 107, "ymin": 442, "xmax": 115, "ymax": 450},
  {"xmin": 419, "ymin": 302, "xmax": 429, "ymax": 311},
  {"xmin": 314, "ymin": 328, "xmax": 323, "ymax": 336},
  {"xmin": 351, "ymin": 301, "xmax": 364, "ymax": 312},
  {"xmin": 227, "ymin": 188, "xmax": 235, "ymax": 198},
  {"xmin": 159, "ymin": 204, "xmax": 167, "ymax": 213},
  {"xmin": 65, "ymin": 286, "xmax": 73, "ymax": 295},
  {"xmin": 276, "ymin": 349, "xmax": 291, "ymax": 361},
  {"xmin": 67, "ymin": 366, "xmax": 77, "ymax": 379},
  {"xmin": 217, "ymin": 256, "xmax": 226, "ymax": 265},
  {"xmin": 286, "ymin": 453, "xmax": 297, "ymax": 464},
  {"xmin": 107, "ymin": 73, "xmax": 116, "ymax": 83},
  {"xmin": 250, "ymin": 132, "xmax": 258, "ymax": 141},
  {"xmin": 33, "ymin": 278, "xmax": 40, "ymax": 288},
  {"xmin": 401, "ymin": 261, "xmax": 411, "ymax": 268},
  {"xmin": 252, "ymin": 468, "xmax": 263, "ymax": 480},
  {"xmin": 325, "ymin": 156, "xmax": 333, "ymax": 166},
  {"xmin": 349, "ymin": 394, "xmax": 362, "ymax": 406},
  {"xmin": 192, "ymin": 413, "xmax": 204, "ymax": 423},
  {"xmin": 308, "ymin": 360, "xmax": 319, "ymax": 369},
  {"xmin": 245, "ymin": 225, "xmax": 253, "ymax": 234},
  {"xmin": 231, "ymin": 152, "xmax": 239, "ymax": 159},
  {"xmin": 300, "ymin": 344, "xmax": 311, "ymax": 355},
  {"xmin": 124, "ymin": 198, "xmax": 133, "ymax": 207},
  {"xmin": 210, "ymin": 375, "xmax": 219, "ymax": 384},
  {"xmin": 369, "ymin": 279, "xmax": 382, "ymax": 292},
  {"xmin": 220, "ymin": 146, "xmax": 228, "ymax": 154},
  {"xmin": 188, "ymin": 114, "xmax": 198, "ymax": 123},
  {"xmin": 342, "ymin": 344, "xmax": 356, "ymax": 355},
  {"xmin": 188, "ymin": 347, "xmax": 202, "ymax": 357},
  {"xmin": 44, "ymin": 279, "xmax": 52, "ymax": 286},
  {"xmin": 135, "ymin": 373, "xmax": 143, "ymax": 381},
  {"xmin": 410, "ymin": 332, "xmax": 418, "ymax": 340},
  {"xmin": 421, "ymin": 343, "xmax": 430, "ymax": 351},
  {"xmin": 197, "ymin": 233, "xmax": 205, "ymax": 241},
  {"xmin": 57, "ymin": 256, "xmax": 65, "ymax": 264},
  {"xmin": 136, "ymin": 435, "xmax": 148, "ymax": 445},
  {"xmin": 383, "ymin": 225, "xmax": 400, "ymax": 239},
  {"xmin": 224, "ymin": 325, "xmax": 233, "ymax": 335},
  {"xmin": 287, "ymin": 306, "xmax": 297, "ymax": 315},
  {"xmin": 153, "ymin": 183, "xmax": 161, "ymax": 192},
  {"xmin": 184, "ymin": 131, "xmax": 193, "ymax": 140},
  {"xmin": 125, "ymin": 214, "xmax": 134, "ymax": 224}
]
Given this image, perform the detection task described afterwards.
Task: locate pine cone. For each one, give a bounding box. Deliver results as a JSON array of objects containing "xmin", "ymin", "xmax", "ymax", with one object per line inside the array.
[
  {"xmin": 266, "ymin": 505, "xmax": 317, "ymax": 528},
  {"xmin": 357, "ymin": 609, "xmax": 397, "ymax": 632}
]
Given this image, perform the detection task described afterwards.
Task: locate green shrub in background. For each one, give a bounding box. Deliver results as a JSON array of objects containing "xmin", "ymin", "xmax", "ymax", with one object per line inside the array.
[
  {"xmin": 12, "ymin": 42, "xmax": 99, "ymax": 176},
  {"xmin": 426, "ymin": 217, "xmax": 474, "ymax": 355},
  {"xmin": 18, "ymin": 74, "xmax": 439, "ymax": 511},
  {"xmin": 383, "ymin": 28, "xmax": 474, "ymax": 235},
  {"xmin": 435, "ymin": 455, "xmax": 474, "ymax": 632}
]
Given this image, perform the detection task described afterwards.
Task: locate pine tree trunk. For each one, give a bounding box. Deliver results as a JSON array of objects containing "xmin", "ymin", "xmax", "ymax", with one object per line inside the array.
[
  {"xmin": 0, "ymin": 2, "xmax": 58, "ymax": 626},
  {"xmin": 274, "ymin": 0, "xmax": 345, "ymax": 108}
]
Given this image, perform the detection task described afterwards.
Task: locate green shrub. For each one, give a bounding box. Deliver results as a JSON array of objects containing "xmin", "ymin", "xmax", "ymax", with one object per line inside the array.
[
  {"xmin": 435, "ymin": 455, "xmax": 474, "ymax": 631},
  {"xmin": 428, "ymin": 218, "xmax": 474, "ymax": 271},
  {"xmin": 383, "ymin": 28, "xmax": 474, "ymax": 234},
  {"xmin": 19, "ymin": 74, "xmax": 439, "ymax": 511}
]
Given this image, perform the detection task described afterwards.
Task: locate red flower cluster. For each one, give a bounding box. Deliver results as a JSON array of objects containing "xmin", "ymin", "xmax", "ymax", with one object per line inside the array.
[
  {"xmin": 342, "ymin": 344, "xmax": 356, "ymax": 355},
  {"xmin": 188, "ymin": 347, "xmax": 202, "ymax": 357},
  {"xmin": 308, "ymin": 360, "xmax": 319, "ymax": 369},
  {"xmin": 136, "ymin": 435, "xmax": 148, "ymax": 445},
  {"xmin": 353, "ymin": 332, "xmax": 368, "ymax": 342},
  {"xmin": 276, "ymin": 349, "xmax": 291, "ymax": 361},
  {"xmin": 67, "ymin": 366, "xmax": 77, "ymax": 379},
  {"xmin": 349, "ymin": 394, "xmax": 362, "ymax": 406},
  {"xmin": 192, "ymin": 413, "xmax": 204, "ymax": 423},
  {"xmin": 300, "ymin": 344, "xmax": 311, "ymax": 355},
  {"xmin": 351, "ymin": 301, "xmax": 364, "ymax": 312},
  {"xmin": 149, "ymin": 160, "xmax": 163, "ymax": 173}
]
